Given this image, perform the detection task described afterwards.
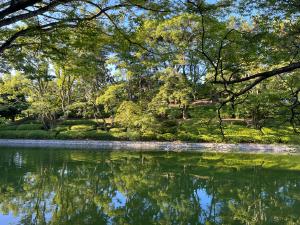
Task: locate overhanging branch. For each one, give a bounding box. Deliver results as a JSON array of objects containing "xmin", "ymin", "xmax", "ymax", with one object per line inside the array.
[{"xmin": 213, "ymin": 62, "xmax": 300, "ymax": 85}]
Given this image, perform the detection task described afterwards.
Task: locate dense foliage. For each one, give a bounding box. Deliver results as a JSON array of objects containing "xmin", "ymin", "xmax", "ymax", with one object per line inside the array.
[{"xmin": 0, "ymin": 0, "xmax": 299, "ymax": 142}]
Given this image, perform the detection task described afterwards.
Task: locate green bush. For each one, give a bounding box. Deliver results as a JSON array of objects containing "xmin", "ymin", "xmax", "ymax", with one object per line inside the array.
[
  {"xmin": 177, "ymin": 132, "xmax": 200, "ymax": 142},
  {"xmin": 223, "ymin": 119, "xmax": 247, "ymax": 126},
  {"xmin": 109, "ymin": 127, "xmax": 126, "ymax": 133},
  {"xmin": 126, "ymin": 131, "xmax": 141, "ymax": 141},
  {"xmin": 115, "ymin": 101, "xmax": 143, "ymax": 129},
  {"xmin": 167, "ymin": 109, "xmax": 182, "ymax": 119},
  {"xmin": 161, "ymin": 119, "xmax": 178, "ymax": 134},
  {"xmin": 189, "ymin": 105, "xmax": 216, "ymax": 119},
  {"xmin": 226, "ymin": 135, "xmax": 257, "ymax": 144},
  {"xmin": 199, "ymin": 134, "xmax": 222, "ymax": 143},
  {"xmin": 16, "ymin": 124, "xmax": 43, "ymax": 130},
  {"xmin": 56, "ymin": 130, "xmax": 93, "ymax": 140},
  {"xmin": 260, "ymin": 135, "xmax": 281, "ymax": 144},
  {"xmin": 0, "ymin": 130, "xmax": 56, "ymax": 139},
  {"xmin": 53, "ymin": 125, "xmax": 69, "ymax": 132},
  {"xmin": 70, "ymin": 125, "xmax": 95, "ymax": 131},
  {"xmin": 17, "ymin": 119, "xmax": 41, "ymax": 125},
  {"xmin": 157, "ymin": 133, "xmax": 176, "ymax": 141},
  {"xmin": 141, "ymin": 131, "xmax": 157, "ymax": 141},
  {"xmin": 161, "ymin": 126, "xmax": 177, "ymax": 134},
  {"xmin": 0, "ymin": 117, "xmax": 7, "ymax": 124},
  {"xmin": 59, "ymin": 119, "xmax": 97, "ymax": 126},
  {"xmin": 111, "ymin": 130, "xmax": 141, "ymax": 141},
  {"xmin": 162, "ymin": 119, "xmax": 178, "ymax": 127},
  {"xmin": 111, "ymin": 132, "xmax": 129, "ymax": 140},
  {"xmin": 279, "ymin": 135, "xmax": 300, "ymax": 145},
  {"xmin": 0, "ymin": 125, "xmax": 18, "ymax": 130},
  {"xmin": 56, "ymin": 130, "xmax": 116, "ymax": 140}
]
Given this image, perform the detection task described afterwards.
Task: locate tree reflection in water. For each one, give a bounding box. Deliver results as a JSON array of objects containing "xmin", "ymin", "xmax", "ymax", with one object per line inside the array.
[{"xmin": 0, "ymin": 148, "xmax": 299, "ymax": 225}]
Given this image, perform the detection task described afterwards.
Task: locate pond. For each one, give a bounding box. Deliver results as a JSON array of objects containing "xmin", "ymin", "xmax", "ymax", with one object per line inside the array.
[{"xmin": 0, "ymin": 148, "xmax": 300, "ymax": 225}]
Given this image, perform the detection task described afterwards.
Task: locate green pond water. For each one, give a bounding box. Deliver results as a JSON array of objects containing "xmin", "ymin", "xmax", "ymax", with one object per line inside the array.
[{"xmin": 0, "ymin": 148, "xmax": 300, "ymax": 225}]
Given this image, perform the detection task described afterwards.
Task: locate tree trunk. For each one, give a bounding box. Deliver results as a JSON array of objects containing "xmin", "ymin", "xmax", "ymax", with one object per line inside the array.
[
  {"xmin": 230, "ymin": 100, "xmax": 236, "ymax": 119},
  {"xmin": 182, "ymin": 105, "xmax": 188, "ymax": 120}
]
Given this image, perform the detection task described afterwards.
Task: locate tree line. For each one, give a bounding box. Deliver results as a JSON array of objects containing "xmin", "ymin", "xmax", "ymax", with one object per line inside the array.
[{"xmin": 0, "ymin": 0, "xmax": 299, "ymax": 136}]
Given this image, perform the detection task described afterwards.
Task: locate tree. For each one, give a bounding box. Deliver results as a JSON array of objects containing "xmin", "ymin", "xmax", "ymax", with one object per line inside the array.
[
  {"xmin": 149, "ymin": 68, "xmax": 192, "ymax": 119},
  {"xmin": 96, "ymin": 83, "xmax": 126, "ymax": 124},
  {"xmin": 182, "ymin": 0, "xmax": 300, "ymax": 99},
  {"xmin": 0, "ymin": 72, "xmax": 29, "ymax": 121},
  {"xmin": 115, "ymin": 101, "xmax": 143, "ymax": 130},
  {"xmin": 0, "ymin": 0, "xmax": 170, "ymax": 56},
  {"xmin": 24, "ymin": 59, "xmax": 60, "ymax": 129}
]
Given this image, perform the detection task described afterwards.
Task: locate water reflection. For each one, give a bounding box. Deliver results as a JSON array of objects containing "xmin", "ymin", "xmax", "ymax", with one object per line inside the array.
[{"xmin": 0, "ymin": 148, "xmax": 300, "ymax": 225}]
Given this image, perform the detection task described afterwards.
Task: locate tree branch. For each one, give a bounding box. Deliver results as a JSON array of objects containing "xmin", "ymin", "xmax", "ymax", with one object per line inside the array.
[
  {"xmin": 213, "ymin": 62, "xmax": 300, "ymax": 85},
  {"xmin": 0, "ymin": 0, "xmax": 71, "ymax": 28}
]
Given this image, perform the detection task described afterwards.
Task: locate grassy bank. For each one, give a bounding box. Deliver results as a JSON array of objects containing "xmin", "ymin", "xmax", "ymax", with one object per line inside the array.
[{"xmin": 0, "ymin": 105, "xmax": 299, "ymax": 145}]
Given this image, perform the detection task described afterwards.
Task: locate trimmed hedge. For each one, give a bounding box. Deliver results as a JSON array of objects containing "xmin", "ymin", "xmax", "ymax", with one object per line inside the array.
[
  {"xmin": 0, "ymin": 125, "xmax": 18, "ymax": 131},
  {"xmin": 0, "ymin": 130, "xmax": 56, "ymax": 139},
  {"xmin": 56, "ymin": 130, "xmax": 116, "ymax": 140},
  {"xmin": 16, "ymin": 124, "xmax": 43, "ymax": 130},
  {"xmin": 59, "ymin": 119, "xmax": 97, "ymax": 126},
  {"xmin": 0, "ymin": 115, "xmax": 298, "ymax": 145},
  {"xmin": 70, "ymin": 125, "xmax": 95, "ymax": 131}
]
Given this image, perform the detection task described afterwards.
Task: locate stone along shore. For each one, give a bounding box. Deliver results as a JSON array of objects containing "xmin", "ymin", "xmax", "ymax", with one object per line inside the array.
[{"xmin": 0, "ymin": 139, "xmax": 299, "ymax": 154}]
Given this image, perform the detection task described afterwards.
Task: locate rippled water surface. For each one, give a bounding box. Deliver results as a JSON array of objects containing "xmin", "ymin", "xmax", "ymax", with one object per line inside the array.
[{"xmin": 0, "ymin": 147, "xmax": 300, "ymax": 225}]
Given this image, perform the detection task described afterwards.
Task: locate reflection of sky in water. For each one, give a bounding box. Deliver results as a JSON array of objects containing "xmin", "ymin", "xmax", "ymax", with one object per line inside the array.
[
  {"xmin": 0, "ymin": 212, "xmax": 19, "ymax": 225},
  {"xmin": 111, "ymin": 190, "xmax": 127, "ymax": 208},
  {"xmin": 196, "ymin": 188, "xmax": 222, "ymax": 224},
  {"xmin": 197, "ymin": 188, "xmax": 212, "ymax": 212},
  {"xmin": 0, "ymin": 191, "xmax": 55, "ymax": 225},
  {"xmin": 196, "ymin": 188, "xmax": 212, "ymax": 223},
  {"xmin": 0, "ymin": 211, "xmax": 53, "ymax": 225}
]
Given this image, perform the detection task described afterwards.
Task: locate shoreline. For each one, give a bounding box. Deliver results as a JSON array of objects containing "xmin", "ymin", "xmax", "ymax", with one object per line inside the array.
[{"xmin": 0, "ymin": 139, "xmax": 299, "ymax": 154}]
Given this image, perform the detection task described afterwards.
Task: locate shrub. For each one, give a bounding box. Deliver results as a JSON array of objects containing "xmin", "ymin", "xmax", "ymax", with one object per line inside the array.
[
  {"xmin": 226, "ymin": 135, "xmax": 257, "ymax": 144},
  {"xmin": 161, "ymin": 119, "xmax": 178, "ymax": 134},
  {"xmin": 115, "ymin": 101, "xmax": 142, "ymax": 129},
  {"xmin": 167, "ymin": 109, "xmax": 182, "ymax": 119},
  {"xmin": 16, "ymin": 124, "xmax": 43, "ymax": 130},
  {"xmin": 222, "ymin": 119, "xmax": 247, "ymax": 126},
  {"xmin": 15, "ymin": 118, "xmax": 41, "ymax": 125},
  {"xmin": 0, "ymin": 117, "xmax": 7, "ymax": 124},
  {"xmin": 53, "ymin": 125, "xmax": 69, "ymax": 132},
  {"xmin": 177, "ymin": 132, "xmax": 199, "ymax": 142},
  {"xmin": 56, "ymin": 130, "xmax": 93, "ymax": 140},
  {"xmin": 260, "ymin": 135, "xmax": 281, "ymax": 144},
  {"xmin": 157, "ymin": 133, "xmax": 176, "ymax": 141},
  {"xmin": 137, "ymin": 113, "xmax": 160, "ymax": 133},
  {"xmin": 0, "ymin": 125, "xmax": 18, "ymax": 130},
  {"xmin": 59, "ymin": 119, "xmax": 97, "ymax": 126},
  {"xmin": 109, "ymin": 127, "xmax": 126, "ymax": 133},
  {"xmin": 111, "ymin": 130, "xmax": 141, "ymax": 141},
  {"xmin": 96, "ymin": 131, "xmax": 117, "ymax": 140},
  {"xmin": 56, "ymin": 130, "xmax": 115, "ymax": 140},
  {"xmin": 161, "ymin": 126, "xmax": 177, "ymax": 134},
  {"xmin": 162, "ymin": 119, "xmax": 178, "ymax": 127},
  {"xmin": 0, "ymin": 130, "xmax": 56, "ymax": 139},
  {"xmin": 111, "ymin": 132, "xmax": 129, "ymax": 140},
  {"xmin": 199, "ymin": 134, "xmax": 222, "ymax": 143},
  {"xmin": 70, "ymin": 125, "xmax": 95, "ymax": 131},
  {"xmin": 126, "ymin": 131, "xmax": 141, "ymax": 141},
  {"xmin": 141, "ymin": 131, "xmax": 157, "ymax": 141}
]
